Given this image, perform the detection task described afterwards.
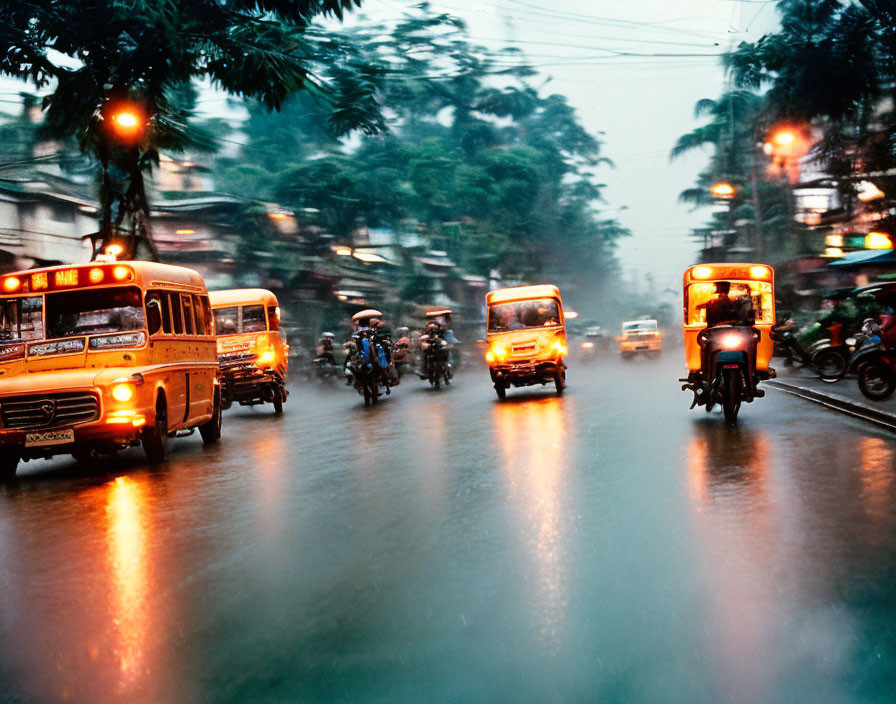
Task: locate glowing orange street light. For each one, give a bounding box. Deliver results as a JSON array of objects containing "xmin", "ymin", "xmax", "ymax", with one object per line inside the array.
[
  {"xmin": 710, "ymin": 181, "xmax": 736, "ymax": 199},
  {"xmin": 101, "ymin": 99, "xmax": 148, "ymax": 146}
]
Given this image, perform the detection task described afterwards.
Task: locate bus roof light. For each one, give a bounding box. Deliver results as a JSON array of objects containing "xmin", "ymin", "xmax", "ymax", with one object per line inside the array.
[{"xmin": 2, "ymin": 277, "xmax": 20, "ymax": 292}]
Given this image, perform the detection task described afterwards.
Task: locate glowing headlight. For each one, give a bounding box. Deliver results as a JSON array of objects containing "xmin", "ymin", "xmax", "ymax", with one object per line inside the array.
[
  {"xmin": 582, "ymin": 342, "xmax": 594, "ymax": 349},
  {"xmin": 552, "ymin": 340, "xmax": 568, "ymax": 356},
  {"xmin": 721, "ymin": 333, "xmax": 743, "ymax": 350},
  {"xmin": 258, "ymin": 348, "xmax": 276, "ymax": 366},
  {"xmin": 111, "ymin": 383, "xmax": 135, "ymax": 402},
  {"xmin": 486, "ymin": 345, "xmax": 507, "ymax": 364}
]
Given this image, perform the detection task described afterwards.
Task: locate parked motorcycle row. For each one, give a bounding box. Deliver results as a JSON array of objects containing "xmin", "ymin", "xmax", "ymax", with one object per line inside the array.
[{"xmin": 771, "ymin": 282, "xmax": 896, "ymax": 402}]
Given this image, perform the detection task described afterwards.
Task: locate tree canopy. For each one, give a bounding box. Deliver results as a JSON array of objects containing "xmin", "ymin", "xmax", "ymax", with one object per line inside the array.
[
  {"xmin": 0, "ymin": 0, "xmax": 373, "ymax": 257},
  {"xmin": 216, "ymin": 5, "xmax": 627, "ymax": 286}
]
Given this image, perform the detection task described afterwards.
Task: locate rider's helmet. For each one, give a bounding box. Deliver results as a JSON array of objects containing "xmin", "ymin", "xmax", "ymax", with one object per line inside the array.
[{"xmin": 321, "ymin": 332, "xmax": 335, "ymax": 339}]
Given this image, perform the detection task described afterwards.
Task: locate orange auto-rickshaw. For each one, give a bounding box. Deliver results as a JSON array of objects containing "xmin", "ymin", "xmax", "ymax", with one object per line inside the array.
[
  {"xmin": 680, "ymin": 263, "xmax": 776, "ymax": 423},
  {"xmin": 484, "ymin": 284, "xmax": 568, "ymax": 399}
]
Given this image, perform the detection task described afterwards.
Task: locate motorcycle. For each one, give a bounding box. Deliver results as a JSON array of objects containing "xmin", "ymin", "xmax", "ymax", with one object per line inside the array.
[
  {"xmin": 771, "ymin": 321, "xmax": 821, "ymax": 367},
  {"xmin": 850, "ymin": 319, "xmax": 896, "ymax": 401},
  {"xmin": 692, "ymin": 325, "xmax": 765, "ymax": 424},
  {"xmin": 772, "ymin": 320, "xmax": 851, "ymax": 381},
  {"xmin": 345, "ymin": 332, "xmax": 394, "ymax": 406},
  {"xmin": 311, "ymin": 355, "xmax": 341, "ymax": 380},
  {"xmin": 810, "ymin": 319, "xmax": 874, "ymax": 383},
  {"xmin": 421, "ymin": 336, "xmax": 452, "ymax": 389}
]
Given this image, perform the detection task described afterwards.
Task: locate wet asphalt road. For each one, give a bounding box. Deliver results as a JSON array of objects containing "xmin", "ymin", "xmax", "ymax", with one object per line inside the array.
[{"xmin": 2, "ymin": 351, "xmax": 896, "ymax": 704}]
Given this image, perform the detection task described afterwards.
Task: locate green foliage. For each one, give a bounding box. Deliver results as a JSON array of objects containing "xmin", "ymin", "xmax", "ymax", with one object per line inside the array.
[
  {"xmin": 0, "ymin": 0, "xmax": 371, "ymax": 256},
  {"xmin": 219, "ymin": 4, "xmax": 628, "ymax": 283}
]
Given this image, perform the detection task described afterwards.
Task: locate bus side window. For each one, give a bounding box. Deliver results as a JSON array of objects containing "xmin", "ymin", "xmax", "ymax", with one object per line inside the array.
[
  {"xmin": 267, "ymin": 306, "xmax": 280, "ymax": 331},
  {"xmin": 182, "ymin": 295, "xmax": 195, "ymax": 335},
  {"xmin": 169, "ymin": 292, "xmax": 184, "ymax": 335},
  {"xmin": 146, "ymin": 291, "xmax": 171, "ymax": 336},
  {"xmin": 191, "ymin": 295, "xmax": 206, "ymax": 336}
]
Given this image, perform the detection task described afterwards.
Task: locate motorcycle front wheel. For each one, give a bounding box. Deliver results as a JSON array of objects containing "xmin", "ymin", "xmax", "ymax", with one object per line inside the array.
[
  {"xmin": 813, "ymin": 348, "xmax": 848, "ymax": 382},
  {"xmin": 858, "ymin": 361, "xmax": 896, "ymax": 400},
  {"xmin": 722, "ymin": 367, "xmax": 742, "ymax": 424}
]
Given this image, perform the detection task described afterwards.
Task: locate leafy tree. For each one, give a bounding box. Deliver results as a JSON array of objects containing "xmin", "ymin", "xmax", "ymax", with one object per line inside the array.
[
  {"xmin": 215, "ymin": 4, "xmax": 629, "ymax": 288},
  {"xmin": 0, "ymin": 0, "xmax": 373, "ymax": 258}
]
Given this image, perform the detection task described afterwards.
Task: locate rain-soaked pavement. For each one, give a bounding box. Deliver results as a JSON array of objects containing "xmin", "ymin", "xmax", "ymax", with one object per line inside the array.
[{"xmin": 2, "ymin": 350, "xmax": 896, "ymax": 703}]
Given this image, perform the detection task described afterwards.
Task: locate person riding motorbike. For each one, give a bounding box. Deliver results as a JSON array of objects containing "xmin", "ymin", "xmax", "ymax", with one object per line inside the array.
[
  {"xmin": 347, "ymin": 314, "xmax": 399, "ymax": 390},
  {"xmin": 700, "ymin": 281, "xmax": 753, "ymax": 328},
  {"xmin": 419, "ymin": 321, "xmax": 451, "ymax": 384},
  {"xmin": 314, "ymin": 332, "xmax": 337, "ymax": 366},
  {"xmin": 393, "ymin": 327, "xmax": 411, "ymax": 374}
]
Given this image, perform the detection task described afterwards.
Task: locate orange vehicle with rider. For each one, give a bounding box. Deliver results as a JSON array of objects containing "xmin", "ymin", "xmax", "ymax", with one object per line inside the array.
[{"xmin": 680, "ymin": 263, "xmax": 776, "ymax": 423}]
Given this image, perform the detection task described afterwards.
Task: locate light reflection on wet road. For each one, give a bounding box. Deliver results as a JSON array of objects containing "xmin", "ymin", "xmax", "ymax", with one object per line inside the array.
[{"xmin": 2, "ymin": 352, "xmax": 896, "ymax": 703}]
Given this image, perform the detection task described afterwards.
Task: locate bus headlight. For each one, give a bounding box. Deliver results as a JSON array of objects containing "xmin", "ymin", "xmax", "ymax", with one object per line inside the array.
[
  {"xmin": 258, "ymin": 348, "xmax": 276, "ymax": 366},
  {"xmin": 552, "ymin": 340, "xmax": 568, "ymax": 356},
  {"xmin": 486, "ymin": 345, "xmax": 507, "ymax": 364},
  {"xmin": 111, "ymin": 383, "xmax": 136, "ymax": 403}
]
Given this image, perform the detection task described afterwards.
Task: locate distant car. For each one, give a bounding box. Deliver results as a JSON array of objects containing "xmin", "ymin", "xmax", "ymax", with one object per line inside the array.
[
  {"xmin": 578, "ymin": 326, "xmax": 608, "ymax": 360},
  {"xmin": 618, "ymin": 319, "xmax": 662, "ymax": 359}
]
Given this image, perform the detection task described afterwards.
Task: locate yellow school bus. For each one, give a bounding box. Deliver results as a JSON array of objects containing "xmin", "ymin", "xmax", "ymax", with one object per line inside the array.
[
  {"xmin": 0, "ymin": 261, "xmax": 222, "ymax": 480},
  {"xmin": 209, "ymin": 288, "xmax": 289, "ymax": 413}
]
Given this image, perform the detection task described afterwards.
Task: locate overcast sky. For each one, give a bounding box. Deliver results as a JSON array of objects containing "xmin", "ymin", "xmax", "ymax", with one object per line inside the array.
[{"xmin": 351, "ymin": 0, "xmax": 780, "ymax": 292}]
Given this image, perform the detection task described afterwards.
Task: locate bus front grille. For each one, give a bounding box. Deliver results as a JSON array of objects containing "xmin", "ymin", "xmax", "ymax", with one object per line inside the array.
[{"xmin": 1, "ymin": 392, "xmax": 101, "ymax": 430}]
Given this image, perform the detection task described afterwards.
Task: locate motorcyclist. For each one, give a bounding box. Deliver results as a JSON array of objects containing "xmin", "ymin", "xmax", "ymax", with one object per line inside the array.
[
  {"xmin": 420, "ymin": 321, "xmax": 449, "ymax": 376},
  {"xmin": 393, "ymin": 327, "xmax": 411, "ymax": 372},
  {"xmin": 700, "ymin": 281, "xmax": 752, "ymax": 328},
  {"xmin": 314, "ymin": 332, "xmax": 337, "ymax": 366},
  {"xmin": 349, "ymin": 314, "xmax": 398, "ymax": 388}
]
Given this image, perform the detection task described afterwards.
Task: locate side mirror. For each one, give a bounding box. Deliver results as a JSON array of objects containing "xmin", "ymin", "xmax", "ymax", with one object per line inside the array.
[{"xmin": 146, "ymin": 299, "xmax": 163, "ymax": 336}]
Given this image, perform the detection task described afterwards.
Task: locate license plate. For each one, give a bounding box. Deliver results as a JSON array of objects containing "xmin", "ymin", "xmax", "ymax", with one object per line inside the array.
[{"xmin": 25, "ymin": 428, "xmax": 74, "ymax": 447}]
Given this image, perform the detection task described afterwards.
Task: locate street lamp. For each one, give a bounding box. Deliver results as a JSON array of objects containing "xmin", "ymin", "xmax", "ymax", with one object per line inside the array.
[
  {"xmin": 100, "ymin": 100, "xmax": 148, "ymax": 146},
  {"xmin": 710, "ymin": 181, "xmax": 736, "ymax": 199}
]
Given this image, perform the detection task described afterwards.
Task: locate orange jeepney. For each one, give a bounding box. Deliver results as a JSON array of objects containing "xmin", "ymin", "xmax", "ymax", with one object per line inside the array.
[
  {"xmin": 209, "ymin": 288, "xmax": 289, "ymax": 413},
  {"xmin": 484, "ymin": 284, "xmax": 568, "ymax": 399},
  {"xmin": 0, "ymin": 261, "xmax": 221, "ymax": 479}
]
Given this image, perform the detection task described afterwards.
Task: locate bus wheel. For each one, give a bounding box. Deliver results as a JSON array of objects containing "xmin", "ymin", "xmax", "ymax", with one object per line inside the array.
[
  {"xmin": 272, "ymin": 384, "xmax": 284, "ymax": 415},
  {"xmin": 495, "ymin": 382, "xmax": 506, "ymax": 400},
  {"xmin": 199, "ymin": 388, "xmax": 223, "ymax": 444},
  {"xmin": 554, "ymin": 371, "xmax": 565, "ymax": 395},
  {"xmin": 0, "ymin": 450, "xmax": 18, "ymax": 483},
  {"xmin": 142, "ymin": 397, "xmax": 169, "ymax": 465}
]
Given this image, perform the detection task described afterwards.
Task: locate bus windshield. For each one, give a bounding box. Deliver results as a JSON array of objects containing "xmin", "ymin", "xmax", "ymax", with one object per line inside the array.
[
  {"xmin": 44, "ymin": 287, "xmax": 145, "ymax": 340},
  {"xmin": 488, "ymin": 298, "xmax": 561, "ymax": 332},
  {"xmin": 214, "ymin": 305, "xmax": 268, "ymax": 335},
  {"xmin": 0, "ymin": 297, "xmax": 43, "ymax": 342}
]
